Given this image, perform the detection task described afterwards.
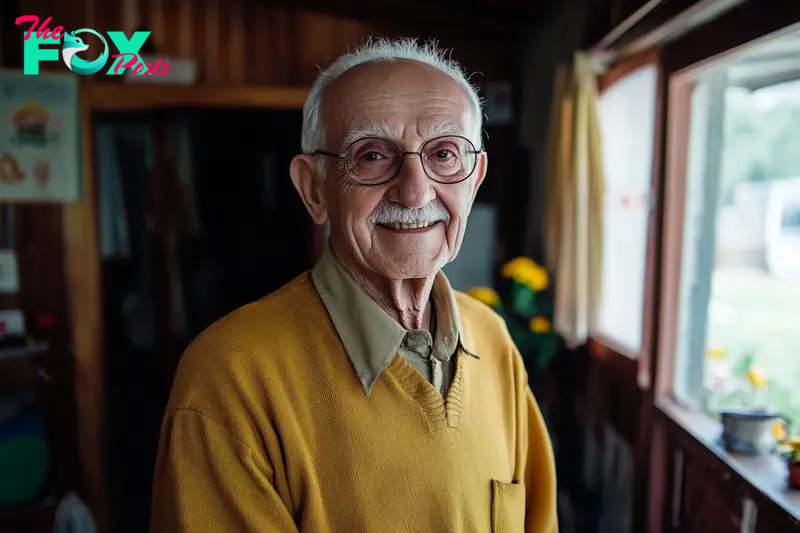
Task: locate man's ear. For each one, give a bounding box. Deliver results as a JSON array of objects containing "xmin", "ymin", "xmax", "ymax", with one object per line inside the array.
[
  {"xmin": 470, "ymin": 152, "xmax": 488, "ymax": 204},
  {"xmin": 290, "ymin": 156, "xmax": 328, "ymax": 225}
]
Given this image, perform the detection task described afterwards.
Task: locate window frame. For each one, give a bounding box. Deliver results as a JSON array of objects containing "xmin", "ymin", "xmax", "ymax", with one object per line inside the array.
[
  {"xmin": 655, "ymin": 16, "xmax": 800, "ymax": 409},
  {"xmin": 591, "ymin": 50, "xmax": 665, "ymax": 392},
  {"xmin": 648, "ymin": 4, "xmax": 800, "ymax": 528},
  {"xmin": 585, "ymin": 3, "xmax": 800, "ymax": 531}
]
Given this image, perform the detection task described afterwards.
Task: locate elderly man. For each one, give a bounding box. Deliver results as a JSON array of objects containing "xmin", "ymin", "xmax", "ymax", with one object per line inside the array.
[{"xmin": 151, "ymin": 38, "xmax": 557, "ymax": 533}]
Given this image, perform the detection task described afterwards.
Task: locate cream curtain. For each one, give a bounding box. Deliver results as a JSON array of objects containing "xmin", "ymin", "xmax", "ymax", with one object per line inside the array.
[{"xmin": 545, "ymin": 51, "xmax": 605, "ymax": 349}]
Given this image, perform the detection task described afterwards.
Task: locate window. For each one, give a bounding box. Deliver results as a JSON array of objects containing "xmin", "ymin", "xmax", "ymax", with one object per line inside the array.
[
  {"xmin": 668, "ymin": 31, "xmax": 800, "ymax": 431},
  {"xmin": 594, "ymin": 64, "xmax": 658, "ymax": 354}
]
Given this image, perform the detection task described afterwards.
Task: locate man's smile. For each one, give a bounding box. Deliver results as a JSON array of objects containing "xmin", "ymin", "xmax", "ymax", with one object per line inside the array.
[{"xmin": 376, "ymin": 220, "xmax": 444, "ymax": 232}]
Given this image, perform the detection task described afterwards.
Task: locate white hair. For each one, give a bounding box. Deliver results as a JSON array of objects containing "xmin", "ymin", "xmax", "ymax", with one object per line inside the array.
[{"xmin": 301, "ymin": 37, "xmax": 484, "ymax": 176}]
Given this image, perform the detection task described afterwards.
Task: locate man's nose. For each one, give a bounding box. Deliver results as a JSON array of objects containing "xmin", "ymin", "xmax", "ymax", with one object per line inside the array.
[{"xmin": 387, "ymin": 155, "xmax": 436, "ymax": 209}]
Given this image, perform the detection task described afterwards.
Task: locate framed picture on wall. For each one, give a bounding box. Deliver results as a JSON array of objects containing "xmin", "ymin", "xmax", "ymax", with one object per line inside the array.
[{"xmin": 0, "ymin": 70, "xmax": 80, "ymax": 203}]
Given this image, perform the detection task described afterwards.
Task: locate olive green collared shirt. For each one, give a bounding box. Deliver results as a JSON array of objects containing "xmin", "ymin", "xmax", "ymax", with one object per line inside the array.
[{"xmin": 311, "ymin": 246, "xmax": 477, "ymax": 397}]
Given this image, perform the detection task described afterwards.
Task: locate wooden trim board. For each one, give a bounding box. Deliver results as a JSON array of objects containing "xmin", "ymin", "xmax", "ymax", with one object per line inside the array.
[
  {"xmin": 63, "ymin": 83, "xmax": 109, "ymax": 531},
  {"xmin": 85, "ymin": 84, "xmax": 309, "ymax": 111},
  {"xmin": 66, "ymin": 81, "xmax": 309, "ymax": 530}
]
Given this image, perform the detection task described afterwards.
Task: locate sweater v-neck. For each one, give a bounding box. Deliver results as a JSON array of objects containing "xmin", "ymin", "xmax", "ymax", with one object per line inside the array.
[{"xmin": 387, "ymin": 351, "xmax": 466, "ymax": 431}]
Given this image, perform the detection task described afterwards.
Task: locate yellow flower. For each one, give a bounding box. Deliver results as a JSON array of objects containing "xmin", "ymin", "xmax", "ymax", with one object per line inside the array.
[
  {"xmin": 706, "ymin": 347, "xmax": 726, "ymax": 359},
  {"xmin": 773, "ymin": 420, "xmax": 787, "ymax": 440},
  {"xmin": 467, "ymin": 287, "xmax": 499, "ymax": 308},
  {"xmin": 529, "ymin": 316, "xmax": 551, "ymax": 333},
  {"xmin": 747, "ymin": 368, "xmax": 766, "ymax": 389},
  {"xmin": 501, "ymin": 257, "xmax": 549, "ymax": 291}
]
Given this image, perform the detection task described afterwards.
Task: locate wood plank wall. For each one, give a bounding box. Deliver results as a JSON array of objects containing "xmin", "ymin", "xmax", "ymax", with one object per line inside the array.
[{"xmin": 14, "ymin": 0, "xmax": 515, "ymax": 85}]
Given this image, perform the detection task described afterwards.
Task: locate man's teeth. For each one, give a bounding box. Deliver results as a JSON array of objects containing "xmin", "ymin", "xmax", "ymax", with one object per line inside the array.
[{"xmin": 386, "ymin": 221, "xmax": 435, "ymax": 229}]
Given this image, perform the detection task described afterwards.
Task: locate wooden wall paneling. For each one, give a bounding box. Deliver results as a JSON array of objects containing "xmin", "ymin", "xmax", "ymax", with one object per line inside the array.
[
  {"xmin": 148, "ymin": 0, "xmax": 166, "ymax": 55},
  {"xmin": 143, "ymin": 0, "xmax": 185, "ymax": 62},
  {"xmin": 681, "ymin": 455, "xmax": 742, "ymax": 533},
  {"xmin": 92, "ymin": 0, "xmax": 121, "ymax": 43},
  {"xmin": 136, "ymin": 0, "xmax": 151, "ymax": 42},
  {"xmin": 121, "ymin": 0, "xmax": 139, "ymax": 35},
  {"xmin": 586, "ymin": 339, "xmax": 641, "ymax": 446},
  {"xmin": 63, "ymin": 86, "xmax": 108, "ymax": 531},
  {"xmin": 269, "ymin": 7, "xmax": 297, "ymax": 85},
  {"xmin": 294, "ymin": 10, "xmax": 377, "ymax": 84},
  {"xmin": 203, "ymin": 0, "xmax": 220, "ymax": 83},
  {"xmin": 245, "ymin": 4, "xmax": 296, "ymax": 85},
  {"xmin": 190, "ymin": 0, "xmax": 207, "ymax": 82},
  {"xmin": 175, "ymin": 0, "xmax": 193, "ymax": 59},
  {"xmin": 647, "ymin": 416, "xmax": 671, "ymax": 533},
  {"xmin": 227, "ymin": 0, "xmax": 246, "ymax": 85},
  {"xmin": 268, "ymin": 0, "xmax": 528, "ymax": 39}
]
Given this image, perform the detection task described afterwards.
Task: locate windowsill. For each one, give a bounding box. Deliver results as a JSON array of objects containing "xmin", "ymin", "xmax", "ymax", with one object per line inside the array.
[
  {"xmin": 657, "ymin": 397, "xmax": 800, "ymax": 522},
  {"xmin": 587, "ymin": 332, "xmax": 640, "ymax": 360}
]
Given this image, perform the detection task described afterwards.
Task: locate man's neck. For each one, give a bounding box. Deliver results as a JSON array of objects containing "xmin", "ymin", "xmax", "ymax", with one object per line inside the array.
[{"xmin": 332, "ymin": 247, "xmax": 435, "ymax": 332}]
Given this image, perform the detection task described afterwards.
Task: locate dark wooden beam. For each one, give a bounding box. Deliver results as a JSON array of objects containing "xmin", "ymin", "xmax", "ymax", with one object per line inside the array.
[
  {"xmin": 662, "ymin": 0, "xmax": 800, "ymax": 74},
  {"xmin": 592, "ymin": 0, "xmax": 749, "ymax": 58}
]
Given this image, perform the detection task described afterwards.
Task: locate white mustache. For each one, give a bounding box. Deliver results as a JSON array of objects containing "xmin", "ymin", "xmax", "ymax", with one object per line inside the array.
[{"xmin": 370, "ymin": 199, "xmax": 452, "ymax": 225}]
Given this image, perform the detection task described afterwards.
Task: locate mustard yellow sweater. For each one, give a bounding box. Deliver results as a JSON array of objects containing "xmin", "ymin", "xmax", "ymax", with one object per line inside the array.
[{"xmin": 150, "ymin": 273, "xmax": 557, "ymax": 533}]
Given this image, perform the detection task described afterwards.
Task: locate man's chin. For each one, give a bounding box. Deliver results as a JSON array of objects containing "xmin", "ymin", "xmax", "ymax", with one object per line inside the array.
[{"xmin": 370, "ymin": 254, "xmax": 446, "ymax": 280}]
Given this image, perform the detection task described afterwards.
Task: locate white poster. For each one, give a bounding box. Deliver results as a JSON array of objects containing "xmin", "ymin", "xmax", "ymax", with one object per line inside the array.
[{"xmin": 0, "ymin": 70, "xmax": 80, "ymax": 203}]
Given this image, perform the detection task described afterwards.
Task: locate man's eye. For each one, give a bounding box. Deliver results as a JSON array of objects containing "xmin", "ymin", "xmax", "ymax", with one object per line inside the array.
[
  {"xmin": 364, "ymin": 152, "xmax": 384, "ymax": 161},
  {"xmin": 435, "ymin": 150, "xmax": 453, "ymax": 159}
]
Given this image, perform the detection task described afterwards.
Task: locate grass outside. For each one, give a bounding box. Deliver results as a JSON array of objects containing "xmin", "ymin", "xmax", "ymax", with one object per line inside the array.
[{"xmin": 704, "ymin": 267, "xmax": 800, "ymax": 433}]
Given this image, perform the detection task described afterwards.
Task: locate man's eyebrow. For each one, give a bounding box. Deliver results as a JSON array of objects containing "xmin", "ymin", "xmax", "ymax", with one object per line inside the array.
[
  {"xmin": 423, "ymin": 120, "xmax": 464, "ymax": 138},
  {"xmin": 341, "ymin": 121, "xmax": 401, "ymax": 149},
  {"xmin": 340, "ymin": 120, "xmax": 466, "ymax": 150}
]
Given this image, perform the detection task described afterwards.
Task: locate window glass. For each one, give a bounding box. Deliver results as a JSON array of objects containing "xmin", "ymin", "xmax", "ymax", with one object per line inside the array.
[
  {"xmin": 595, "ymin": 64, "xmax": 658, "ymax": 354},
  {"xmin": 673, "ymin": 32, "xmax": 800, "ymax": 431}
]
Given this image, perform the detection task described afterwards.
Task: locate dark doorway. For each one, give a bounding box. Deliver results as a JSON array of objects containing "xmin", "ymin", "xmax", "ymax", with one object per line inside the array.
[{"xmin": 95, "ymin": 107, "xmax": 312, "ymax": 532}]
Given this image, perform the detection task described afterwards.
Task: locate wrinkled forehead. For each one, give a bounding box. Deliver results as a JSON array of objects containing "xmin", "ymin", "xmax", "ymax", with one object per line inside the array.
[
  {"xmin": 321, "ymin": 60, "xmax": 476, "ymax": 149},
  {"xmin": 339, "ymin": 119, "xmax": 471, "ymax": 147}
]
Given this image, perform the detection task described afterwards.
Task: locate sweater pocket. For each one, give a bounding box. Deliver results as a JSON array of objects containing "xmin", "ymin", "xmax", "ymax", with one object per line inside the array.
[{"xmin": 491, "ymin": 480, "xmax": 526, "ymax": 533}]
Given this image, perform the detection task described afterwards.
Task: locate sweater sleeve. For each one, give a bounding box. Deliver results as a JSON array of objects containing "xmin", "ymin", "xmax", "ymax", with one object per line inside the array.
[
  {"xmin": 524, "ymin": 387, "xmax": 559, "ymax": 533},
  {"xmin": 150, "ymin": 408, "xmax": 298, "ymax": 533}
]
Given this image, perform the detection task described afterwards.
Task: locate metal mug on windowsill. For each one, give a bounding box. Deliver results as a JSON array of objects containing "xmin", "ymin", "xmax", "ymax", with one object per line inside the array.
[{"xmin": 720, "ymin": 408, "xmax": 791, "ymax": 456}]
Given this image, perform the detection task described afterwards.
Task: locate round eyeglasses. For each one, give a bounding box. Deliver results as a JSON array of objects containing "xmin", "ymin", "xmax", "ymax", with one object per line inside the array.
[{"xmin": 306, "ymin": 135, "xmax": 484, "ymax": 186}]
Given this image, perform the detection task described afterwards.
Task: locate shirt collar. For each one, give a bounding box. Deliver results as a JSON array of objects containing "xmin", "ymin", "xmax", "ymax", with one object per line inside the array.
[{"xmin": 311, "ymin": 245, "xmax": 476, "ymax": 396}]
